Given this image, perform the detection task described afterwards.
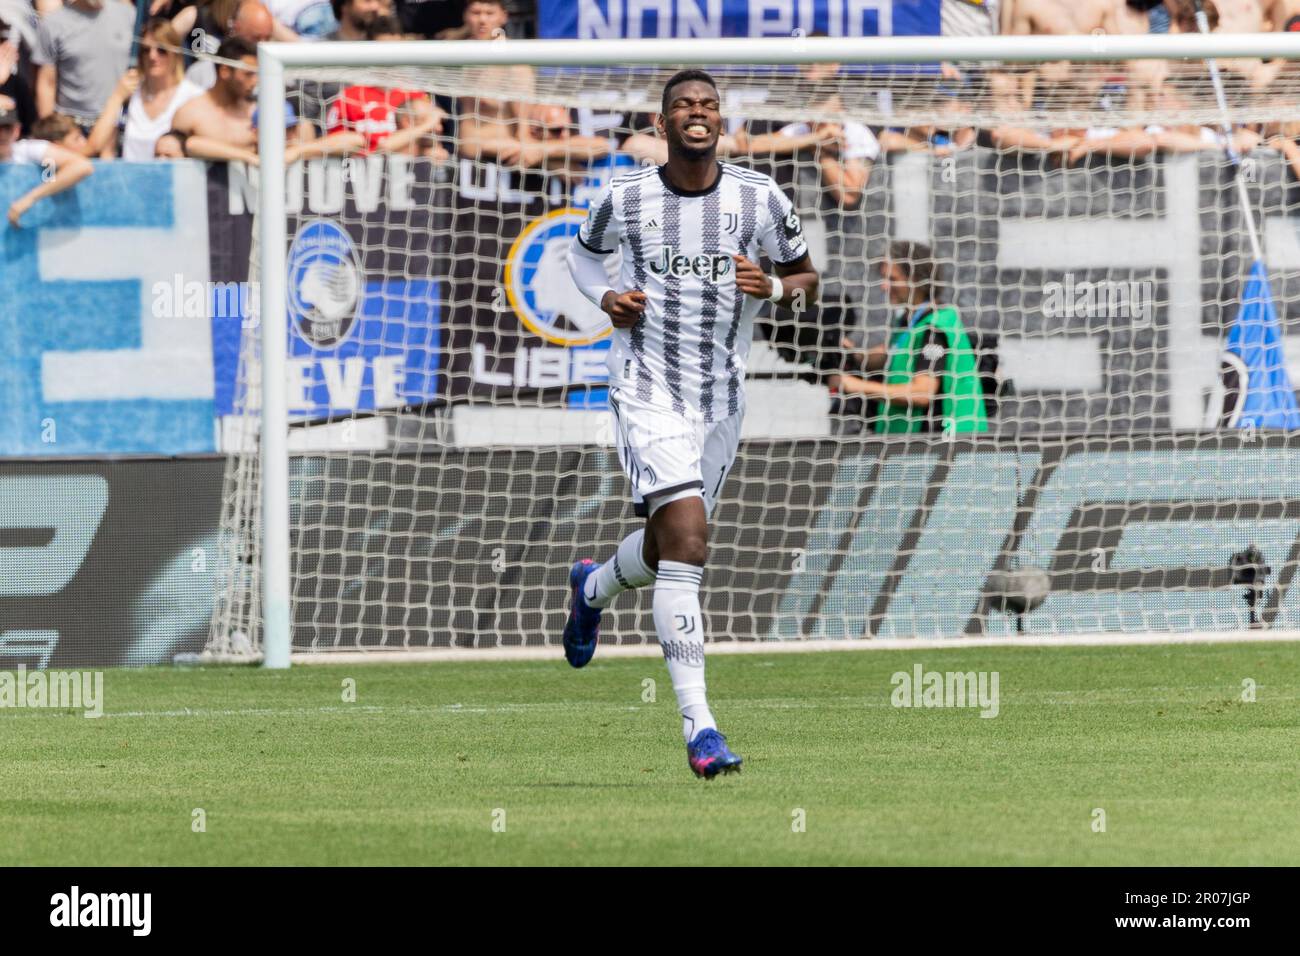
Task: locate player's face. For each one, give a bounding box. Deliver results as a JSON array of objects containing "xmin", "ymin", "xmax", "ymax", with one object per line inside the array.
[{"xmin": 659, "ymin": 81, "xmax": 721, "ymax": 159}]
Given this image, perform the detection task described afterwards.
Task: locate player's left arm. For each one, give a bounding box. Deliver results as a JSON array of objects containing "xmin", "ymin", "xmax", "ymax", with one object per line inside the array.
[
  {"xmin": 733, "ymin": 251, "xmax": 819, "ymax": 313},
  {"xmin": 740, "ymin": 182, "xmax": 820, "ymax": 311}
]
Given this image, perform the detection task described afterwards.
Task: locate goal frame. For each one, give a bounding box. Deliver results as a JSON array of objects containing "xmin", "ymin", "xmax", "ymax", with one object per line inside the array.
[{"xmin": 253, "ymin": 31, "xmax": 1300, "ymax": 668}]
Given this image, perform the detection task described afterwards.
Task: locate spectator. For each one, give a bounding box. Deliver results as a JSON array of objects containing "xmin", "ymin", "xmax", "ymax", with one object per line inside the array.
[
  {"xmin": 775, "ymin": 101, "xmax": 878, "ymax": 209},
  {"xmin": 33, "ymin": 0, "xmax": 134, "ymax": 148},
  {"xmin": 879, "ymin": 84, "xmax": 977, "ymax": 158},
  {"xmin": 294, "ymin": 0, "xmax": 387, "ymax": 133},
  {"xmin": 1, "ymin": 103, "xmax": 94, "ymax": 226},
  {"xmin": 518, "ymin": 101, "xmax": 610, "ymax": 177},
  {"xmin": 1146, "ymin": 79, "xmax": 1261, "ymax": 155},
  {"xmin": 328, "ymin": 0, "xmax": 386, "ymax": 39},
  {"xmin": 998, "ymin": 0, "xmax": 1112, "ymax": 111},
  {"xmin": 173, "ymin": 37, "xmax": 360, "ymax": 163},
  {"xmin": 456, "ymin": 1, "xmax": 596, "ymax": 169},
  {"xmin": 177, "ymin": 0, "xmax": 288, "ymax": 91},
  {"xmin": 437, "ymin": 0, "xmax": 502, "ymax": 39},
  {"xmin": 386, "ymin": 96, "xmax": 450, "ymax": 158},
  {"xmin": 0, "ymin": 13, "xmax": 36, "ymax": 135},
  {"xmin": 985, "ymin": 123, "xmax": 1157, "ymax": 164},
  {"xmin": 29, "ymin": 110, "xmax": 86, "ymax": 149},
  {"xmin": 393, "ymin": 0, "xmax": 464, "ymax": 39},
  {"xmin": 83, "ymin": 18, "xmax": 205, "ymax": 161},
  {"xmin": 154, "ymin": 127, "xmax": 187, "ymax": 157},
  {"xmin": 325, "ymin": 15, "xmax": 448, "ymax": 155},
  {"xmin": 265, "ymin": 0, "xmax": 338, "ymax": 37},
  {"xmin": 620, "ymin": 54, "xmax": 851, "ymax": 167},
  {"xmin": 829, "ymin": 241, "xmax": 989, "ymax": 434}
]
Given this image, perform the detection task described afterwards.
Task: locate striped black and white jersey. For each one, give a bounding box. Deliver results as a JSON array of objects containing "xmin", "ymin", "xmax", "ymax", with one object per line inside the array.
[{"xmin": 575, "ymin": 162, "xmax": 809, "ymax": 422}]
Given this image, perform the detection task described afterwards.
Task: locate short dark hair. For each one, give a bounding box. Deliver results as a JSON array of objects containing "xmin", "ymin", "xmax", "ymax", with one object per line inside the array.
[
  {"xmin": 216, "ymin": 36, "xmax": 258, "ymax": 64},
  {"xmin": 367, "ymin": 14, "xmax": 404, "ymax": 38},
  {"xmin": 888, "ymin": 240, "xmax": 940, "ymax": 300},
  {"xmin": 661, "ymin": 69, "xmax": 719, "ymax": 114}
]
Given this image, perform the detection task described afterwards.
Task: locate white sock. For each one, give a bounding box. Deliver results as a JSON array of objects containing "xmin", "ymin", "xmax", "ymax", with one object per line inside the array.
[
  {"xmin": 584, "ymin": 529, "xmax": 655, "ymax": 609},
  {"xmin": 653, "ymin": 560, "xmax": 717, "ymax": 743}
]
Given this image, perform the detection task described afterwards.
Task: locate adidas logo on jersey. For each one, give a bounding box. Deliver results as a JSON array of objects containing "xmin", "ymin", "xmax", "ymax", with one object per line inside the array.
[{"xmin": 649, "ymin": 246, "xmax": 733, "ymax": 282}]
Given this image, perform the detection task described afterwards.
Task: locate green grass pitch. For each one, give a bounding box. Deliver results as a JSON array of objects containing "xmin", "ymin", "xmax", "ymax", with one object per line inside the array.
[{"xmin": 4, "ymin": 642, "xmax": 1299, "ymax": 865}]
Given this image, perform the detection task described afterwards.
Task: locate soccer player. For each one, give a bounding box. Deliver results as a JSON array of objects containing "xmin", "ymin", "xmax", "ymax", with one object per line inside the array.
[{"xmin": 563, "ymin": 70, "xmax": 820, "ymax": 778}]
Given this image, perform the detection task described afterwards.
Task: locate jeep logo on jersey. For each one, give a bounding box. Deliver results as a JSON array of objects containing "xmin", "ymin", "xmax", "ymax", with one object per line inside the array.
[{"xmin": 649, "ymin": 246, "xmax": 733, "ymax": 282}]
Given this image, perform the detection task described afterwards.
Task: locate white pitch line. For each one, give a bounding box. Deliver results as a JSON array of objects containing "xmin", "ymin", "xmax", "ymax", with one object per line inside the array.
[
  {"xmin": 13, "ymin": 690, "xmax": 1300, "ymax": 721},
  {"xmin": 288, "ymin": 629, "xmax": 1300, "ymax": 665}
]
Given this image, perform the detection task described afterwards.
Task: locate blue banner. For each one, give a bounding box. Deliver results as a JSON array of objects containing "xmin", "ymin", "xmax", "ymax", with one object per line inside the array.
[
  {"xmin": 1224, "ymin": 259, "xmax": 1300, "ymax": 430},
  {"xmin": 0, "ymin": 162, "xmax": 216, "ymax": 456},
  {"xmin": 538, "ymin": 0, "xmax": 941, "ymax": 40}
]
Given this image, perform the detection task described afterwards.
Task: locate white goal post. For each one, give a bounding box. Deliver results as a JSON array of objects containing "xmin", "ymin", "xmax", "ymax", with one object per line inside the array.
[{"xmin": 230, "ymin": 32, "xmax": 1300, "ymax": 668}]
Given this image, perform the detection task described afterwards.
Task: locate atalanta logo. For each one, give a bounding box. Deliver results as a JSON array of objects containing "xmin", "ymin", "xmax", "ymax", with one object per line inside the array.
[
  {"xmin": 288, "ymin": 218, "xmax": 363, "ymax": 348},
  {"xmin": 504, "ymin": 208, "xmax": 613, "ymax": 347}
]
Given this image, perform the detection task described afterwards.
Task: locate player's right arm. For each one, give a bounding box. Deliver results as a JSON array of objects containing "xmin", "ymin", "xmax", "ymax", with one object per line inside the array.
[{"xmin": 566, "ymin": 181, "xmax": 646, "ymax": 328}]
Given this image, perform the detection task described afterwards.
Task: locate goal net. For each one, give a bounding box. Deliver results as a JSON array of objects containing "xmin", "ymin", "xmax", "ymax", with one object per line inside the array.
[{"xmin": 208, "ymin": 36, "xmax": 1300, "ymax": 662}]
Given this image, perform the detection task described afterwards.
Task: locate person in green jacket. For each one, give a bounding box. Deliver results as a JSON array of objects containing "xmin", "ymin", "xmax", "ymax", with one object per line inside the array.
[{"xmin": 829, "ymin": 240, "xmax": 988, "ymax": 434}]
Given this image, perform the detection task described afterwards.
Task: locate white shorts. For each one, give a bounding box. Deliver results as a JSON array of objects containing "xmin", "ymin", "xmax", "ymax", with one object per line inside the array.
[{"xmin": 608, "ymin": 387, "xmax": 743, "ymax": 519}]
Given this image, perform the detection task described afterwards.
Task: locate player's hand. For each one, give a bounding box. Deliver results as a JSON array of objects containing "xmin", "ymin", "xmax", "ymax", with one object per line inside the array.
[
  {"xmin": 733, "ymin": 254, "xmax": 772, "ymax": 299},
  {"xmin": 601, "ymin": 289, "xmax": 647, "ymax": 328}
]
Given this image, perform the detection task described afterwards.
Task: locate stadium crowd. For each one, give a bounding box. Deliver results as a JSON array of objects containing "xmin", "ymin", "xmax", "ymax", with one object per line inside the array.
[
  {"xmin": 2, "ymin": 0, "xmax": 1298, "ymax": 432},
  {"xmin": 3, "ymin": 0, "xmax": 1300, "ymax": 221}
]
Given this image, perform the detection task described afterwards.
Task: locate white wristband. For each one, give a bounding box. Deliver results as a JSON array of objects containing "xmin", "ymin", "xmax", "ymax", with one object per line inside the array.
[{"xmin": 766, "ymin": 274, "xmax": 784, "ymax": 303}]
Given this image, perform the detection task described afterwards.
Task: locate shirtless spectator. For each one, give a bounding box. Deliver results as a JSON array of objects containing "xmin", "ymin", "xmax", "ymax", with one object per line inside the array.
[
  {"xmin": 987, "ymin": 124, "xmax": 1156, "ymax": 164},
  {"xmin": 879, "ymin": 85, "xmax": 977, "ymax": 158},
  {"xmin": 516, "ymin": 101, "xmax": 611, "ymax": 178},
  {"xmin": 172, "ymin": 37, "xmax": 358, "ymax": 164},
  {"xmin": 1147, "ymin": 78, "xmax": 1262, "ymax": 153},
  {"xmin": 998, "ymin": 0, "xmax": 1114, "ymax": 110},
  {"xmin": 457, "ymin": 1, "xmax": 608, "ymax": 170},
  {"xmin": 1, "ymin": 104, "xmax": 94, "ymax": 226},
  {"xmin": 1206, "ymin": 0, "xmax": 1300, "ymax": 90},
  {"xmin": 1103, "ymin": 2, "xmax": 1180, "ymax": 112}
]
